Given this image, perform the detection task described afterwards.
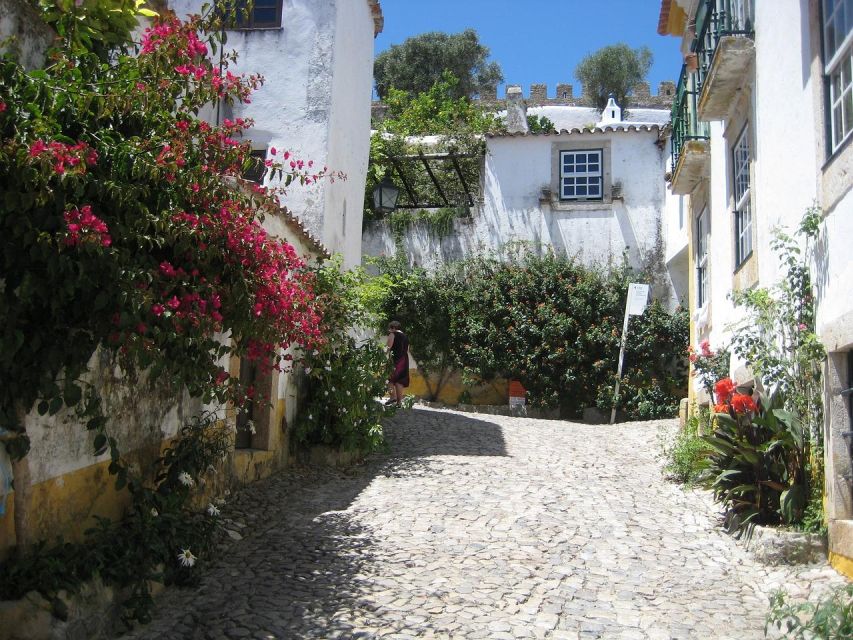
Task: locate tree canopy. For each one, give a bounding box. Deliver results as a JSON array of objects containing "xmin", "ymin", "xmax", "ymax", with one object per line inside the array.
[
  {"xmin": 575, "ymin": 43, "xmax": 653, "ymax": 111},
  {"xmin": 374, "ymin": 29, "xmax": 503, "ymax": 100}
]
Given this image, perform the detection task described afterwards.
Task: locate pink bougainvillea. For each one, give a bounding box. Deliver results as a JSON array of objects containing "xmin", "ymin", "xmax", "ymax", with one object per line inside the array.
[{"xmin": 63, "ymin": 205, "xmax": 111, "ymax": 247}]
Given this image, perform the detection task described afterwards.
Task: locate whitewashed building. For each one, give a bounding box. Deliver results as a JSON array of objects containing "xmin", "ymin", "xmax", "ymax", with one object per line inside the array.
[
  {"xmin": 171, "ymin": 0, "xmax": 383, "ymax": 267},
  {"xmin": 659, "ymin": 0, "xmax": 853, "ymax": 577},
  {"xmin": 362, "ymin": 86, "xmax": 685, "ymax": 308},
  {"xmin": 1, "ymin": 0, "xmax": 382, "ymax": 558}
]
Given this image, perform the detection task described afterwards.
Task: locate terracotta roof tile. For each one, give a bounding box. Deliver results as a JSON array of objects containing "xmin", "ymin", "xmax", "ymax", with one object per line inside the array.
[
  {"xmin": 485, "ymin": 124, "xmax": 665, "ymax": 138},
  {"xmin": 658, "ymin": 0, "xmax": 673, "ymax": 35},
  {"xmin": 367, "ymin": 0, "xmax": 383, "ymax": 36}
]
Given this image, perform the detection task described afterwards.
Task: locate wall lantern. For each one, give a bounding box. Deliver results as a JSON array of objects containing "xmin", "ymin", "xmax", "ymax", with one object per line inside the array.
[{"xmin": 372, "ymin": 174, "xmax": 400, "ymax": 214}]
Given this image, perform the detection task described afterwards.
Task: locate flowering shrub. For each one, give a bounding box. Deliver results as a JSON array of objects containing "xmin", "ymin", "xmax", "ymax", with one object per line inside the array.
[
  {"xmin": 687, "ymin": 339, "xmax": 730, "ymax": 399},
  {"xmin": 376, "ymin": 251, "xmax": 688, "ymax": 418},
  {"xmin": 292, "ymin": 259, "xmax": 395, "ymax": 453},
  {"xmin": 0, "ymin": 412, "xmax": 230, "ymax": 625},
  {"xmin": 0, "ymin": 7, "xmax": 326, "ymax": 461},
  {"xmin": 703, "ymin": 378, "xmax": 810, "ymax": 535},
  {"xmin": 728, "ymin": 210, "xmax": 826, "ymax": 531}
]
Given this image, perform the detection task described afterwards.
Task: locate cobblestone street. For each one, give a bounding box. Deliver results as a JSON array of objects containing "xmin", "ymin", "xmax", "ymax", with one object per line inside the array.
[{"xmin": 124, "ymin": 407, "xmax": 846, "ymax": 640}]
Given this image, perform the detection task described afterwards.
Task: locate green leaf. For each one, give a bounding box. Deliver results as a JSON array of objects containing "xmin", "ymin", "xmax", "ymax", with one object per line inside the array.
[
  {"xmin": 780, "ymin": 485, "xmax": 806, "ymax": 524},
  {"xmin": 93, "ymin": 433, "xmax": 107, "ymax": 455}
]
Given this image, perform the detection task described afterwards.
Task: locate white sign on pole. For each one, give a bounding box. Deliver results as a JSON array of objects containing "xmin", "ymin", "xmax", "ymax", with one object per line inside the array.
[
  {"xmin": 610, "ymin": 283, "xmax": 650, "ymax": 424},
  {"xmin": 627, "ymin": 283, "xmax": 650, "ymax": 316}
]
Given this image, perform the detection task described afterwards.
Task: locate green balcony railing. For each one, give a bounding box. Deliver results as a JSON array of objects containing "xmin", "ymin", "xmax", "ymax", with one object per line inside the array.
[
  {"xmin": 671, "ymin": 64, "xmax": 710, "ymax": 171},
  {"xmin": 693, "ymin": 0, "xmax": 755, "ymax": 93}
]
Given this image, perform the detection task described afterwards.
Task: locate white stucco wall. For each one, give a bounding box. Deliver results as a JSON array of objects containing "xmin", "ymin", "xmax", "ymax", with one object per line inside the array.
[
  {"xmin": 816, "ymin": 189, "xmax": 853, "ymax": 349},
  {"xmin": 363, "ymin": 128, "xmax": 678, "ymax": 304},
  {"xmin": 322, "ymin": 0, "xmax": 375, "ymax": 267},
  {"xmin": 169, "ymin": 0, "xmax": 374, "ymax": 266},
  {"xmin": 752, "ymin": 0, "xmax": 819, "ymax": 285}
]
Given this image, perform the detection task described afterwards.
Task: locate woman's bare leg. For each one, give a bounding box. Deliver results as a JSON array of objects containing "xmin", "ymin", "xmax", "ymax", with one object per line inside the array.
[{"xmin": 394, "ymin": 383, "xmax": 405, "ymax": 405}]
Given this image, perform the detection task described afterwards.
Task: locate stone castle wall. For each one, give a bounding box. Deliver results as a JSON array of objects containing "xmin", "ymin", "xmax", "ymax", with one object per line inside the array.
[{"xmin": 372, "ymin": 81, "xmax": 676, "ymax": 121}]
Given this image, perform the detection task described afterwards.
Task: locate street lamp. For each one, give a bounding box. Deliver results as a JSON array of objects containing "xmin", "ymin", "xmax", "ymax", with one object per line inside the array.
[{"xmin": 372, "ymin": 174, "xmax": 400, "ymax": 215}]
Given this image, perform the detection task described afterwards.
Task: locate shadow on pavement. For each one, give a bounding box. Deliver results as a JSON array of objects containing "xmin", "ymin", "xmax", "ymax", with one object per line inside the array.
[
  {"xmin": 124, "ymin": 407, "xmax": 508, "ymax": 639},
  {"xmin": 382, "ymin": 406, "xmax": 508, "ymax": 459}
]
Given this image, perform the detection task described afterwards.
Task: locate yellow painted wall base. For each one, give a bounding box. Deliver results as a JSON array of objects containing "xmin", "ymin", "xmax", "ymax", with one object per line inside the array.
[
  {"xmin": 2, "ymin": 458, "xmax": 132, "ymax": 558},
  {"xmin": 829, "ymin": 551, "xmax": 853, "ymax": 580},
  {"xmin": 1, "ymin": 493, "xmax": 16, "ymax": 560},
  {"xmin": 408, "ymin": 369, "xmax": 508, "ymax": 406}
]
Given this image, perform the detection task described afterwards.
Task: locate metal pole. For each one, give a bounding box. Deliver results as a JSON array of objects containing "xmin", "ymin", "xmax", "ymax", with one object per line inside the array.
[{"xmin": 610, "ymin": 300, "xmax": 631, "ymax": 425}]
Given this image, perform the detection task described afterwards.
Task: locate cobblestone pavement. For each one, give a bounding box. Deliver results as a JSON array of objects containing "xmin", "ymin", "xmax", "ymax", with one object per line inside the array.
[{"xmin": 123, "ymin": 407, "xmax": 848, "ymax": 640}]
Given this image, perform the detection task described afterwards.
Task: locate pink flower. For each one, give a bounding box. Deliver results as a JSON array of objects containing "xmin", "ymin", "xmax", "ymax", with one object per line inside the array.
[
  {"xmin": 269, "ymin": 147, "xmax": 277, "ymax": 156},
  {"xmin": 159, "ymin": 261, "xmax": 177, "ymax": 277},
  {"xmin": 151, "ymin": 304, "xmax": 165, "ymax": 317},
  {"xmin": 798, "ymin": 323, "xmax": 807, "ymax": 331},
  {"xmin": 0, "ymin": 102, "xmax": 6, "ymax": 112},
  {"xmin": 166, "ymin": 296, "xmax": 181, "ymax": 310}
]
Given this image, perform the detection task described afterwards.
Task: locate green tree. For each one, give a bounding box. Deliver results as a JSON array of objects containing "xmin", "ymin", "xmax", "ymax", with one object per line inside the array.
[
  {"xmin": 374, "ymin": 29, "xmax": 503, "ymax": 100},
  {"xmin": 575, "ymin": 43, "xmax": 653, "ymax": 111}
]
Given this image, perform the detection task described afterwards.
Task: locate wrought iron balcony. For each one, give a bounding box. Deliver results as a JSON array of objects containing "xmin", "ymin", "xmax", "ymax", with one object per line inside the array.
[
  {"xmin": 670, "ymin": 64, "xmax": 710, "ymax": 195},
  {"xmin": 694, "ymin": 0, "xmax": 755, "ymax": 120}
]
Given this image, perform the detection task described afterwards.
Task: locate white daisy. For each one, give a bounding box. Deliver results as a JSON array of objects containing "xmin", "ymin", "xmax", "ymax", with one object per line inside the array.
[
  {"xmin": 324, "ymin": 366, "xmax": 332, "ymax": 372},
  {"xmin": 207, "ymin": 503, "xmax": 221, "ymax": 517},
  {"xmin": 177, "ymin": 548, "xmax": 197, "ymax": 568},
  {"xmin": 246, "ymin": 420, "xmax": 256, "ymax": 435},
  {"xmin": 304, "ymin": 367, "xmax": 312, "ymax": 374},
  {"xmin": 308, "ymin": 414, "xmax": 313, "ymax": 420},
  {"xmin": 178, "ymin": 472, "xmax": 195, "ymax": 487},
  {"xmin": 312, "ymin": 350, "xmax": 319, "ymax": 356},
  {"xmin": 150, "ymin": 508, "xmax": 159, "ymax": 517}
]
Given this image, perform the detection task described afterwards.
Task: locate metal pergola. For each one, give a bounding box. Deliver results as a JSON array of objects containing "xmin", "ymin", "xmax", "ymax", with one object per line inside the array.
[{"xmin": 379, "ymin": 151, "xmax": 481, "ymax": 209}]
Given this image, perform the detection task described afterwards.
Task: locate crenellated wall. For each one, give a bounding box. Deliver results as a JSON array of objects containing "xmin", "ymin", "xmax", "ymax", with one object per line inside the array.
[{"xmin": 372, "ymin": 81, "xmax": 676, "ymax": 122}]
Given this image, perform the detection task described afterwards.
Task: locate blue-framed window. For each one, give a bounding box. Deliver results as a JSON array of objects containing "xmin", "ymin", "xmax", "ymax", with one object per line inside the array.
[
  {"xmin": 559, "ymin": 149, "xmax": 603, "ymax": 201},
  {"xmin": 732, "ymin": 125, "xmax": 753, "ymax": 267}
]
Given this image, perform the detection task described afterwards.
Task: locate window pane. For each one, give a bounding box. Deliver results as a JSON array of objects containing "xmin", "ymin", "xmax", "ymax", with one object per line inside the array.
[
  {"xmin": 576, "ymin": 153, "xmax": 586, "ymax": 163},
  {"xmin": 843, "ymin": 87, "xmax": 852, "ymax": 138},
  {"xmin": 254, "ymin": 8, "xmax": 277, "ymax": 23}
]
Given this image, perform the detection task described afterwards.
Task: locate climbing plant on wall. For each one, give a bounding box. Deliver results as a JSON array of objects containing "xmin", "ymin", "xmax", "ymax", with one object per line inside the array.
[
  {"xmin": 0, "ymin": 5, "xmax": 326, "ymax": 462},
  {"xmin": 365, "ymin": 72, "xmax": 501, "ymax": 227}
]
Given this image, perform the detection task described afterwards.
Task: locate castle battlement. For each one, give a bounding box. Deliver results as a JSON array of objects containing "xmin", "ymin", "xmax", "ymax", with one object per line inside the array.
[{"xmin": 372, "ymin": 81, "xmax": 675, "ymax": 120}]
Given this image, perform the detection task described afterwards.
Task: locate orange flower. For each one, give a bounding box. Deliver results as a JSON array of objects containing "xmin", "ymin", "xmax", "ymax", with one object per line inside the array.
[
  {"xmin": 714, "ymin": 378, "xmax": 736, "ymax": 404},
  {"xmin": 714, "ymin": 403, "xmax": 729, "ymax": 414},
  {"xmin": 731, "ymin": 393, "xmax": 758, "ymax": 414}
]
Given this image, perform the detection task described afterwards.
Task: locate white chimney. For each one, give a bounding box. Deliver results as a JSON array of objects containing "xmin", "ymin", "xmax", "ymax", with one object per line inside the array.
[
  {"xmin": 505, "ymin": 85, "xmax": 529, "ymax": 134},
  {"xmin": 598, "ymin": 94, "xmax": 623, "ymax": 126}
]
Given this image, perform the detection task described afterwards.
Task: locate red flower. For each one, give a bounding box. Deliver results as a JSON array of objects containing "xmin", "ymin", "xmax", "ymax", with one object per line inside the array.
[
  {"xmin": 151, "ymin": 304, "xmax": 165, "ymax": 317},
  {"xmin": 699, "ymin": 339, "xmax": 712, "ymax": 357},
  {"xmin": 0, "ymin": 102, "xmax": 6, "ymax": 112},
  {"xmin": 714, "ymin": 403, "xmax": 730, "ymax": 414},
  {"xmin": 714, "ymin": 378, "xmax": 736, "ymax": 404},
  {"xmin": 730, "ymin": 394, "xmax": 758, "ymax": 414},
  {"xmin": 166, "ymin": 296, "xmax": 181, "ymax": 310}
]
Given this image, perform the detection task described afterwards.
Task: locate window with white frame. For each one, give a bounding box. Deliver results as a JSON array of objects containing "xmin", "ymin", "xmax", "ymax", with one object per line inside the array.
[
  {"xmin": 732, "ymin": 125, "xmax": 753, "ymax": 267},
  {"xmin": 696, "ymin": 207, "xmax": 709, "ymax": 308},
  {"xmin": 559, "ymin": 149, "xmax": 603, "ymax": 201},
  {"xmin": 823, "ymin": 0, "xmax": 853, "ymax": 152}
]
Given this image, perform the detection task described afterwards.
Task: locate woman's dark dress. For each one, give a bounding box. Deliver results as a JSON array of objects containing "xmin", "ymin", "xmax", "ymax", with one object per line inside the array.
[{"xmin": 389, "ymin": 331, "xmax": 410, "ymax": 387}]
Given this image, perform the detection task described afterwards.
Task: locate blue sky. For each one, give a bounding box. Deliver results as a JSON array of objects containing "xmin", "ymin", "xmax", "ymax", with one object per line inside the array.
[{"xmin": 375, "ymin": 0, "xmax": 682, "ymax": 100}]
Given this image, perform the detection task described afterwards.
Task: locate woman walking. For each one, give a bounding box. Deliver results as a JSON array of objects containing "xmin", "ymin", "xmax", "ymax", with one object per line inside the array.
[{"xmin": 386, "ymin": 320, "xmax": 409, "ymax": 407}]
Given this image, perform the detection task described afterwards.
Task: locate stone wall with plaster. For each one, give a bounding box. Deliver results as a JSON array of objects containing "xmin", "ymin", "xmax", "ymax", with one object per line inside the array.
[
  {"xmin": 169, "ymin": 0, "xmax": 376, "ymax": 267},
  {"xmin": 362, "ymin": 125, "xmax": 680, "ymax": 307}
]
